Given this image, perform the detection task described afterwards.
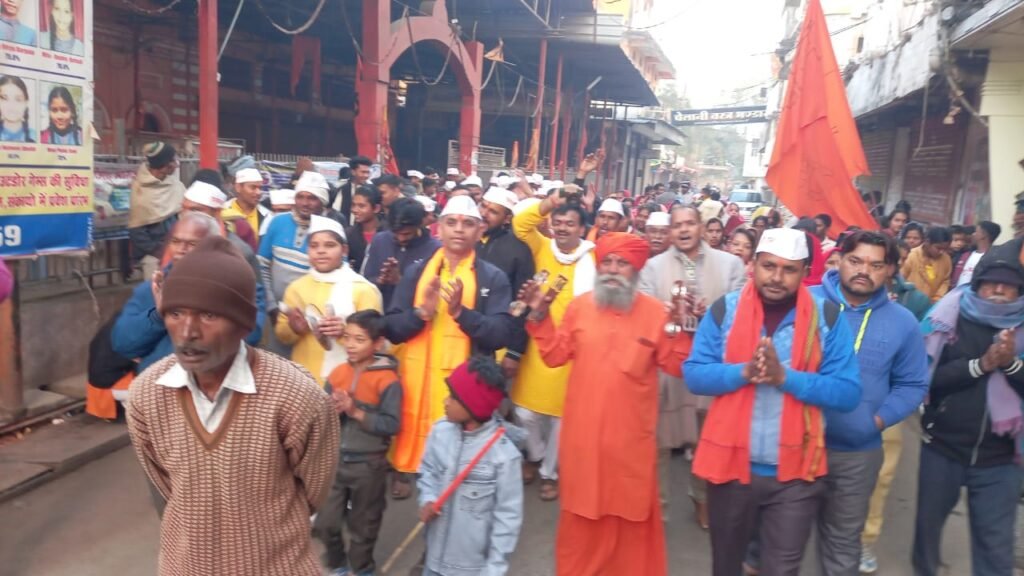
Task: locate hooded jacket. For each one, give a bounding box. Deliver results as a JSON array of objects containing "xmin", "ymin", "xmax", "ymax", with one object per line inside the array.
[
  {"xmin": 360, "ymin": 229, "xmax": 441, "ymax": 308},
  {"xmin": 812, "ymin": 270, "xmax": 930, "ymax": 451},
  {"xmin": 326, "ymin": 353, "xmax": 402, "ymax": 459}
]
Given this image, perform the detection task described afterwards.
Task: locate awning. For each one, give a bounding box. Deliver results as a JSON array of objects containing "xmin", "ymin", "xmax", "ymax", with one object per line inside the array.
[
  {"xmin": 626, "ymin": 119, "xmax": 687, "ymax": 146},
  {"xmin": 951, "ymin": 0, "xmax": 1024, "ymax": 50}
]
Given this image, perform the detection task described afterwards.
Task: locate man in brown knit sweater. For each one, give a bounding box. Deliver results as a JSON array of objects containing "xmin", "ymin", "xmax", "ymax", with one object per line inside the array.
[{"xmin": 127, "ymin": 235, "xmax": 341, "ymax": 576}]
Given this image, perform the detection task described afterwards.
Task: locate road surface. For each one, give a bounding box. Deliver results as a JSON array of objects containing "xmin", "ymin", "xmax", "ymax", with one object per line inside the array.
[{"xmin": 0, "ymin": 421, "xmax": 974, "ymax": 576}]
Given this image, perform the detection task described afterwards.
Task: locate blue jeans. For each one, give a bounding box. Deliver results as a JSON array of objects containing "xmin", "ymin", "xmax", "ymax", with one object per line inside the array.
[{"xmin": 912, "ymin": 443, "xmax": 1021, "ymax": 576}]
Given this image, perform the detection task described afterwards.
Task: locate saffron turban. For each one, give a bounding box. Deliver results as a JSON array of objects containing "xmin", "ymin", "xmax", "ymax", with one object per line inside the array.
[{"xmin": 595, "ymin": 232, "xmax": 650, "ymax": 272}]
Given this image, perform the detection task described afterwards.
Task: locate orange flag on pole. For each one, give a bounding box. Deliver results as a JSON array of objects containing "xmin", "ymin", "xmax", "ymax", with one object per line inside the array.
[{"xmin": 765, "ymin": 0, "xmax": 875, "ymax": 235}]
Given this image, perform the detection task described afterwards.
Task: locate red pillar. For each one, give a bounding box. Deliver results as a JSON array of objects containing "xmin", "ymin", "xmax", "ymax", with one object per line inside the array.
[
  {"xmin": 548, "ymin": 54, "xmax": 563, "ymax": 179},
  {"xmin": 529, "ymin": 39, "xmax": 547, "ymax": 171},
  {"xmin": 458, "ymin": 41, "xmax": 484, "ymax": 175},
  {"xmin": 198, "ymin": 0, "xmax": 218, "ymax": 169},
  {"xmin": 354, "ymin": 0, "xmax": 390, "ymax": 162},
  {"xmin": 559, "ymin": 91, "xmax": 572, "ymax": 181}
]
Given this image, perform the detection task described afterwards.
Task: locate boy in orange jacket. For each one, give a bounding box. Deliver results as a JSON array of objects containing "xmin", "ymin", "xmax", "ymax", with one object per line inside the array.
[{"xmin": 316, "ymin": 310, "xmax": 403, "ymax": 576}]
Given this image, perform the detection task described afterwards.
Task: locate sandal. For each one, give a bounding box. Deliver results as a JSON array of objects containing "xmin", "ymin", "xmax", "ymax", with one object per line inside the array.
[
  {"xmin": 539, "ymin": 479, "xmax": 559, "ymax": 501},
  {"xmin": 391, "ymin": 473, "xmax": 412, "ymax": 500}
]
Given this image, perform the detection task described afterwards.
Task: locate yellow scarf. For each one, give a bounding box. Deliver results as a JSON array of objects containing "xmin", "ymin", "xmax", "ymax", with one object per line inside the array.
[{"xmin": 390, "ymin": 249, "xmax": 478, "ymax": 472}]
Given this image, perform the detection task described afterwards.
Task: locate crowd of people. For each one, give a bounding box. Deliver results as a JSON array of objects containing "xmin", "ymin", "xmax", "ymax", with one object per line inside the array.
[{"xmin": 84, "ymin": 140, "xmax": 1024, "ymax": 576}]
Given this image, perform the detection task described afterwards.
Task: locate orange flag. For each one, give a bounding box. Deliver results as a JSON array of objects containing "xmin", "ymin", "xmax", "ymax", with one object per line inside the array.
[
  {"xmin": 765, "ymin": 0, "xmax": 875, "ymax": 235},
  {"xmin": 381, "ymin": 106, "xmax": 400, "ymax": 176}
]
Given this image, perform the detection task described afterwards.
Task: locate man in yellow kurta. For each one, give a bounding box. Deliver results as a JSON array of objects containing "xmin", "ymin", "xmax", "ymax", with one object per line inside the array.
[
  {"xmin": 511, "ymin": 193, "xmax": 595, "ymax": 500},
  {"xmin": 222, "ymin": 167, "xmax": 271, "ymax": 240},
  {"xmin": 383, "ymin": 196, "xmax": 515, "ymax": 498}
]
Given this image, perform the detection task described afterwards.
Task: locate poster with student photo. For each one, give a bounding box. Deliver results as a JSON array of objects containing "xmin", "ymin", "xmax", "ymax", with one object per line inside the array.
[
  {"xmin": 0, "ymin": 75, "xmax": 37, "ymax": 143},
  {"xmin": 37, "ymin": 81, "xmax": 82, "ymax": 146},
  {"xmin": 37, "ymin": 0, "xmax": 83, "ymax": 56},
  {"xmin": 0, "ymin": 0, "xmax": 39, "ymax": 46}
]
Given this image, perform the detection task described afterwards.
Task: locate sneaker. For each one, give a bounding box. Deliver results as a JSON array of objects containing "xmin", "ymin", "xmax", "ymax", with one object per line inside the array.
[
  {"xmin": 860, "ymin": 547, "xmax": 878, "ymax": 574},
  {"xmin": 327, "ymin": 568, "xmax": 351, "ymax": 576}
]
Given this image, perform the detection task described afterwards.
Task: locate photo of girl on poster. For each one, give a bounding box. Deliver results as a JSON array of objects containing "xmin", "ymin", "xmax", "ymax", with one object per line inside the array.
[
  {"xmin": 39, "ymin": 0, "xmax": 82, "ymax": 55},
  {"xmin": 1, "ymin": 75, "xmax": 35, "ymax": 143},
  {"xmin": 39, "ymin": 83, "xmax": 82, "ymax": 145}
]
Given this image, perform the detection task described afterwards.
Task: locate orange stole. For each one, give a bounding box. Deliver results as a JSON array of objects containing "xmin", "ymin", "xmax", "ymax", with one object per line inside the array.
[
  {"xmin": 693, "ymin": 283, "xmax": 827, "ymax": 484},
  {"xmin": 390, "ymin": 250, "xmax": 478, "ymax": 473}
]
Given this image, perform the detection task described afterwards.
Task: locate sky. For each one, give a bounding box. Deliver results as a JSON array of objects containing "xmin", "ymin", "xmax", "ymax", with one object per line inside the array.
[{"xmin": 643, "ymin": 0, "xmax": 784, "ymax": 107}]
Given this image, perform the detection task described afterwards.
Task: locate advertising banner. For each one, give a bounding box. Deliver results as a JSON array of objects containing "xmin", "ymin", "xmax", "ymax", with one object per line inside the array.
[
  {"xmin": 670, "ymin": 106, "xmax": 768, "ymax": 126},
  {"xmin": 0, "ymin": 0, "xmax": 93, "ymax": 256}
]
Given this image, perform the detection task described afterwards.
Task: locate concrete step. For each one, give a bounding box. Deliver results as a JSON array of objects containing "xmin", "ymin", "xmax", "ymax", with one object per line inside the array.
[{"xmin": 0, "ymin": 413, "xmax": 129, "ymax": 502}]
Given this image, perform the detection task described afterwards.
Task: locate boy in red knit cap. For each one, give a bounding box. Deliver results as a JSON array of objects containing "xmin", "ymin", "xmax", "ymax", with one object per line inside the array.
[{"xmin": 417, "ymin": 356, "xmax": 524, "ymax": 576}]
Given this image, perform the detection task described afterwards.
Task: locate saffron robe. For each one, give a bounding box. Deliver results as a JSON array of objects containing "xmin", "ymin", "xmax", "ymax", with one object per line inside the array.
[{"xmin": 527, "ymin": 291, "xmax": 691, "ymax": 576}]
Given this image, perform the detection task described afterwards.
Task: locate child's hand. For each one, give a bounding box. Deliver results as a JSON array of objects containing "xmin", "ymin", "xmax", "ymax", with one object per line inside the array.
[
  {"xmin": 332, "ymin": 389, "xmax": 354, "ymax": 414},
  {"xmin": 419, "ymin": 502, "xmax": 440, "ymax": 523},
  {"xmin": 287, "ymin": 308, "xmax": 310, "ymax": 335}
]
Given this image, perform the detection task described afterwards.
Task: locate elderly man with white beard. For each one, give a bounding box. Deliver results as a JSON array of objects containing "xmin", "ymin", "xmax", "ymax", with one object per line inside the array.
[{"xmin": 521, "ymin": 232, "xmax": 692, "ymax": 575}]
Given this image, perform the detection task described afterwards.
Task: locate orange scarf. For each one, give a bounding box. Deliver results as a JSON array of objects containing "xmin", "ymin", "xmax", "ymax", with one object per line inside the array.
[
  {"xmin": 693, "ymin": 282, "xmax": 827, "ymax": 484},
  {"xmin": 390, "ymin": 249, "xmax": 478, "ymax": 472}
]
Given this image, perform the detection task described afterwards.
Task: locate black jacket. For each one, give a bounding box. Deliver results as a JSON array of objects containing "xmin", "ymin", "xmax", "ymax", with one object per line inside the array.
[
  {"xmin": 89, "ymin": 319, "xmax": 135, "ymax": 389},
  {"xmin": 384, "ymin": 253, "xmax": 515, "ymax": 357},
  {"xmin": 345, "ymin": 219, "xmax": 381, "ymax": 274},
  {"xmin": 333, "ymin": 181, "xmax": 354, "ymax": 221},
  {"xmin": 475, "ymin": 225, "xmax": 535, "ymax": 358},
  {"xmin": 923, "ymin": 316, "xmax": 1024, "ymax": 467}
]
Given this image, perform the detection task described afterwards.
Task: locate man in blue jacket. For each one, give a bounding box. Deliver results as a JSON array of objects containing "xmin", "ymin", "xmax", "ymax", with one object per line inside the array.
[
  {"xmin": 684, "ymin": 227, "xmax": 861, "ymax": 576},
  {"xmin": 361, "ymin": 197, "xmax": 441, "ymax": 308},
  {"xmin": 811, "ymin": 231, "xmax": 928, "ymax": 576},
  {"xmin": 113, "ymin": 212, "xmax": 265, "ymax": 372}
]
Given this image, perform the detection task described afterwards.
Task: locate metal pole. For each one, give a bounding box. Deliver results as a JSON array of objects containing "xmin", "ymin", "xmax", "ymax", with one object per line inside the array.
[{"xmin": 198, "ymin": 0, "xmax": 219, "ymax": 168}]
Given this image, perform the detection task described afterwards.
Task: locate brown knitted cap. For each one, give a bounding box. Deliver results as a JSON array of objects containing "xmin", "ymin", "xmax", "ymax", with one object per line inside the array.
[{"xmin": 160, "ymin": 236, "xmax": 257, "ymax": 332}]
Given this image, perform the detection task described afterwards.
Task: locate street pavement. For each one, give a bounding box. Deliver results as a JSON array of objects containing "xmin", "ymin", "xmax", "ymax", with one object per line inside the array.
[{"xmin": 0, "ymin": 421, "xmax": 975, "ymax": 576}]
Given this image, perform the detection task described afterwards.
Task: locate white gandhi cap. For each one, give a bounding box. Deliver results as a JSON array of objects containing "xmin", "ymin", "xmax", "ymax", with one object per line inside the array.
[
  {"xmin": 308, "ymin": 215, "xmax": 347, "ymax": 242},
  {"xmin": 234, "ymin": 168, "xmax": 263, "ymax": 184},
  {"xmin": 598, "ymin": 198, "xmax": 625, "ymax": 217},
  {"xmin": 482, "ymin": 186, "xmax": 518, "ymax": 211},
  {"xmin": 646, "ymin": 211, "xmax": 670, "ymax": 227},
  {"xmin": 184, "ymin": 181, "xmax": 227, "ymax": 209},
  {"xmin": 756, "ymin": 228, "xmax": 810, "ymax": 261},
  {"xmin": 440, "ymin": 195, "xmax": 482, "ymax": 220}
]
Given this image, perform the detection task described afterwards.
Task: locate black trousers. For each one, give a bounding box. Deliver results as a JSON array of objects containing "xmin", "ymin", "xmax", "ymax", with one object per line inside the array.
[
  {"xmin": 706, "ymin": 475, "xmax": 825, "ymax": 576},
  {"xmin": 313, "ymin": 456, "xmax": 390, "ymax": 573}
]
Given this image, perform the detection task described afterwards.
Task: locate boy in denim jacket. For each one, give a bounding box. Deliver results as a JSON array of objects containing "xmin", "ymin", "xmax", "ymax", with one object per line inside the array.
[{"xmin": 418, "ymin": 356, "xmax": 524, "ymax": 576}]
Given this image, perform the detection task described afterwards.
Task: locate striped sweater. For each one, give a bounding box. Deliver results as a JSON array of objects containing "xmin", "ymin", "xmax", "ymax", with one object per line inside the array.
[
  {"xmin": 258, "ymin": 212, "xmax": 311, "ymax": 311},
  {"xmin": 126, "ymin": 348, "xmax": 341, "ymax": 576}
]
